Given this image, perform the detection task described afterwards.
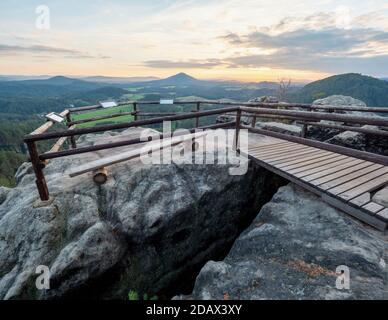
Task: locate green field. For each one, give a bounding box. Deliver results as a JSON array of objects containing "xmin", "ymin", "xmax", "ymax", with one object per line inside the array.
[
  {"xmin": 72, "ymin": 105, "xmax": 134, "ymax": 128},
  {"xmin": 121, "ymin": 93, "xmax": 145, "ymax": 100}
]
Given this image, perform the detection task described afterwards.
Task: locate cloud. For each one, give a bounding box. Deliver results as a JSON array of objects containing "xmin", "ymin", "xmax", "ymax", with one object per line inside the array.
[
  {"xmin": 0, "ymin": 44, "xmax": 110, "ymax": 59},
  {"xmin": 143, "ymin": 59, "xmax": 225, "ymax": 69},
  {"xmin": 223, "ymin": 27, "xmax": 388, "ymax": 54},
  {"xmin": 218, "ymin": 12, "xmax": 388, "ymax": 74}
]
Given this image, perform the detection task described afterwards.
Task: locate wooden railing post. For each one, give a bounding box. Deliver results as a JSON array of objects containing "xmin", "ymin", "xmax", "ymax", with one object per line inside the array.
[
  {"xmin": 26, "ymin": 141, "xmax": 49, "ymax": 201},
  {"xmin": 234, "ymin": 108, "xmax": 241, "ymax": 151},
  {"xmin": 301, "ymin": 123, "xmax": 307, "ymax": 138},
  {"xmin": 133, "ymin": 102, "xmax": 138, "ymax": 121},
  {"xmin": 251, "ymin": 115, "xmax": 257, "ymax": 128},
  {"xmin": 195, "ymin": 102, "xmax": 200, "ymax": 128},
  {"xmin": 66, "ymin": 113, "xmax": 77, "ymax": 149}
]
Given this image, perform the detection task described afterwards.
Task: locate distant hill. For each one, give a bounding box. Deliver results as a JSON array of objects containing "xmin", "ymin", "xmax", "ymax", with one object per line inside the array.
[
  {"xmin": 0, "ymin": 75, "xmax": 52, "ymax": 81},
  {"xmin": 142, "ymin": 72, "xmax": 206, "ymax": 86},
  {"xmin": 292, "ymin": 73, "xmax": 388, "ymax": 106},
  {"xmin": 81, "ymin": 76, "xmax": 159, "ymax": 84},
  {"xmin": 0, "ymin": 76, "xmax": 131, "ymax": 115},
  {"xmin": 0, "ymin": 76, "xmax": 105, "ymax": 97}
]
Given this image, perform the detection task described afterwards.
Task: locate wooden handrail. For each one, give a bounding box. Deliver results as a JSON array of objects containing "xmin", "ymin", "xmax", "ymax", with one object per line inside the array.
[
  {"xmin": 39, "ymin": 121, "xmax": 235, "ymax": 160},
  {"xmin": 25, "ymin": 107, "xmax": 239, "ymax": 142},
  {"xmin": 23, "ymin": 99, "xmax": 388, "ymax": 202},
  {"xmin": 68, "ymin": 100, "xmax": 388, "ymax": 114},
  {"xmin": 240, "ymin": 106, "xmax": 388, "ymax": 126}
]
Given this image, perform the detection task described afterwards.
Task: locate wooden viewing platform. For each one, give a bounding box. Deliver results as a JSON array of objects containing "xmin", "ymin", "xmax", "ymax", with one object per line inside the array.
[
  {"xmin": 24, "ymin": 99, "xmax": 388, "ymax": 231},
  {"xmin": 246, "ymin": 134, "xmax": 388, "ymax": 231}
]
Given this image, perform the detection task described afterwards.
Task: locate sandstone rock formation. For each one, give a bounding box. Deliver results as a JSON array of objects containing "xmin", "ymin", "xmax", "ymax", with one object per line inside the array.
[
  {"xmin": 307, "ymin": 95, "xmax": 388, "ymax": 155},
  {"xmin": 178, "ymin": 184, "xmax": 387, "ymax": 300},
  {"xmin": 0, "ymin": 128, "xmax": 285, "ymax": 299},
  {"xmin": 248, "ymin": 96, "xmax": 279, "ymax": 103},
  {"xmin": 216, "ymin": 96, "xmax": 280, "ymax": 126},
  {"xmin": 313, "ymin": 95, "xmax": 367, "ymax": 109}
]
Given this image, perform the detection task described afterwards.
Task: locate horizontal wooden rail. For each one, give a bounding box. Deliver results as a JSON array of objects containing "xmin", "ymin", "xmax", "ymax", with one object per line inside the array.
[
  {"xmin": 69, "ymin": 101, "xmax": 200, "ymax": 113},
  {"xmin": 136, "ymin": 112, "xmax": 179, "ymax": 117},
  {"xmin": 68, "ymin": 100, "xmax": 388, "ymax": 114},
  {"xmin": 69, "ymin": 111, "xmax": 137, "ymax": 126},
  {"xmin": 39, "ymin": 121, "xmax": 235, "ymax": 161},
  {"xmin": 240, "ymin": 107, "xmax": 388, "ymax": 126},
  {"xmin": 25, "ymin": 107, "xmax": 239, "ymax": 142},
  {"xmin": 223, "ymin": 112, "xmax": 321, "ymax": 122},
  {"xmin": 243, "ymin": 125, "xmax": 388, "ymax": 166}
]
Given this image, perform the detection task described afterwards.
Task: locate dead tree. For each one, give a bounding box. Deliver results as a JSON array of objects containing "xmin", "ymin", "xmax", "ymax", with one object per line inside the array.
[{"xmin": 277, "ymin": 78, "xmax": 292, "ymax": 102}]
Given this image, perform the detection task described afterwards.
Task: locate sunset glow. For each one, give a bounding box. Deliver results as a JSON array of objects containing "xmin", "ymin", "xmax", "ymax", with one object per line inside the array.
[{"xmin": 0, "ymin": 0, "xmax": 387, "ymax": 81}]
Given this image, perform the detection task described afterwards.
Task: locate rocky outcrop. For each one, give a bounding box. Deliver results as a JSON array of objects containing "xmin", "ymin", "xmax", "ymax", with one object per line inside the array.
[
  {"xmin": 216, "ymin": 96, "xmax": 280, "ymax": 125},
  {"xmin": 325, "ymin": 126, "xmax": 388, "ymax": 156},
  {"xmin": 313, "ymin": 95, "xmax": 367, "ymax": 109},
  {"xmin": 307, "ymin": 95, "xmax": 388, "ymax": 155},
  {"xmin": 0, "ymin": 128, "xmax": 285, "ymax": 300},
  {"xmin": 248, "ymin": 96, "xmax": 279, "ymax": 103},
  {"xmin": 178, "ymin": 184, "xmax": 387, "ymax": 300}
]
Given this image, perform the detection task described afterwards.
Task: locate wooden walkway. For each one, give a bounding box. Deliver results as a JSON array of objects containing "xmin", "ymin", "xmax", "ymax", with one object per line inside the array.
[{"xmin": 247, "ymin": 134, "xmax": 388, "ymax": 230}]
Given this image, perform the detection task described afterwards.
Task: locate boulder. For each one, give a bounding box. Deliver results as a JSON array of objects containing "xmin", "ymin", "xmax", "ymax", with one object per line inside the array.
[
  {"xmin": 248, "ymin": 96, "xmax": 279, "ymax": 103},
  {"xmin": 216, "ymin": 96, "xmax": 280, "ymax": 125},
  {"xmin": 325, "ymin": 125, "xmax": 388, "ymax": 156},
  {"xmin": 308, "ymin": 95, "xmax": 388, "ymax": 151},
  {"xmin": 0, "ymin": 128, "xmax": 285, "ymax": 300},
  {"xmin": 178, "ymin": 184, "xmax": 387, "ymax": 300},
  {"xmin": 373, "ymin": 187, "xmax": 388, "ymax": 207},
  {"xmin": 313, "ymin": 95, "xmax": 367, "ymax": 109},
  {"xmin": 256, "ymin": 121, "xmax": 301, "ymax": 136}
]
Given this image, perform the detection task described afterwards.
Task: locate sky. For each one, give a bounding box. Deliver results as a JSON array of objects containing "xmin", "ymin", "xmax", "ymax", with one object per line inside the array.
[{"xmin": 0, "ymin": 0, "xmax": 387, "ymax": 82}]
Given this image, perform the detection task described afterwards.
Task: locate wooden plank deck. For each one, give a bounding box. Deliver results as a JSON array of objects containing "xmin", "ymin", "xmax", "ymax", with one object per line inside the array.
[{"xmin": 247, "ymin": 134, "xmax": 388, "ymax": 231}]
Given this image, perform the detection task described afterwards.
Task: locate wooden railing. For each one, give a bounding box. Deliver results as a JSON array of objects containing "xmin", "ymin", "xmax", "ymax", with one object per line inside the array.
[{"xmin": 24, "ymin": 100, "xmax": 388, "ymax": 201}]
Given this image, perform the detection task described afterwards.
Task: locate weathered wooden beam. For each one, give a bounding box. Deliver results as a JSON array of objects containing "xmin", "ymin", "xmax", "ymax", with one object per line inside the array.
[
  {"xmin": 68, "ymin": 131, "xmax": 208, "ymax": 178},
  {"xmin": 39, "ymin": 121, "xmax": 235, "ymax": 160}
]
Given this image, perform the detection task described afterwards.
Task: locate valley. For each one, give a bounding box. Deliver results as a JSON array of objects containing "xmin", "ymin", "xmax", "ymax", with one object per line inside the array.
[{"xmin": 0, "ymin": 72, "xmax": 388, "ymax": 187}]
